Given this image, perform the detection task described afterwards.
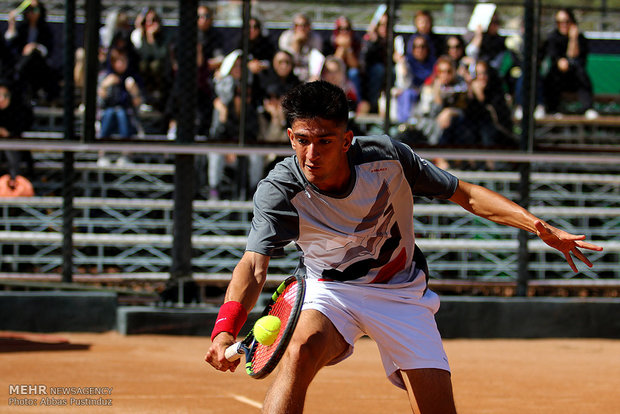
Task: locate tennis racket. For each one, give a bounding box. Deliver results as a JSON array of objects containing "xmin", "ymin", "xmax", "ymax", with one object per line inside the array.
[{"xmin": 225, "ymin": 274, "xmax": 305, "ymax": 379}]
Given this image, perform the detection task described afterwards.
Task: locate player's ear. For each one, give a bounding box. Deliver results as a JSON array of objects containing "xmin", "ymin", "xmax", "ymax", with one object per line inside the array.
[
  {"xmin": 343, "ymin": 130, "xmax": 353, "ymax": 151},
  {"xmin": 287, "ymin": 128, "xmax": 295, "ymax": 148}
]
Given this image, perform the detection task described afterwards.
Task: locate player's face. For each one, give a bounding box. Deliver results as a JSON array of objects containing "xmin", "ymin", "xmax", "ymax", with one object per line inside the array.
[{"xmin": 288, "ymin": 118, "xmax": 353, "ymax": 193}]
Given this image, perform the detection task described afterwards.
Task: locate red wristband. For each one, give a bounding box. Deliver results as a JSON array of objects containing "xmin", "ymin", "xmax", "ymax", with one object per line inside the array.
[{"xmin": 211, "ymin": 301, "xmax": 248, "ymax": 341}]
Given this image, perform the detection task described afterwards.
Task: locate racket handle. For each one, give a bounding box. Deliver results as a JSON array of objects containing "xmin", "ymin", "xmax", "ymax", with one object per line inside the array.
[{"xmin": 225, "ymin": 342, "xmax": 242, "ymax": 361}]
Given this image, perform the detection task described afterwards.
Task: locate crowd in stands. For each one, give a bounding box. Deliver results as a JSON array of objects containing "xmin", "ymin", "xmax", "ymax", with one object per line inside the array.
[{"xmin": 0, "ymin": 2, "xmax": 606, "ymax": 197}]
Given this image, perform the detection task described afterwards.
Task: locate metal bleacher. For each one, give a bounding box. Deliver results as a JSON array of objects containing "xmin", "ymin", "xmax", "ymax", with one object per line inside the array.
[{"xmin": 0, "ymin": 154, "xmax": 618, "ymax": 297}]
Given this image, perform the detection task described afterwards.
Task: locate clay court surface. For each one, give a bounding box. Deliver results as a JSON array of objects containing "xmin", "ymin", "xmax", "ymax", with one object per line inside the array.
[{"xmin": 1, "ymin": 332, "xmax": 619, "ymax": 413}]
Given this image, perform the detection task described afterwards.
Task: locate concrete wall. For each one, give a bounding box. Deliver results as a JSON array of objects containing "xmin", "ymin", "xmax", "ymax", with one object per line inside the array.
[
  {"xmin": 2, "ymin": 292, "xmax": 619, "ymax": 338},
  {"xmin": 0, "ymin": 291, "xmax": 117, "ymax": 333}
]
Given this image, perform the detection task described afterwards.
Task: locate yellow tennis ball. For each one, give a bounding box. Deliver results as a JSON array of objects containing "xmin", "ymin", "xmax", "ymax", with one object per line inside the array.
[{"xmin": 254, "ymin": 315, "xmax": 281, "ymax": 346}]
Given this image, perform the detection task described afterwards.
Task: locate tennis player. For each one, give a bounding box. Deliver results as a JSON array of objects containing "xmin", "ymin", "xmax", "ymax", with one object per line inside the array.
[{"xmin": 205, "ymin": 80, "xmax": 602, "ymax": 413}]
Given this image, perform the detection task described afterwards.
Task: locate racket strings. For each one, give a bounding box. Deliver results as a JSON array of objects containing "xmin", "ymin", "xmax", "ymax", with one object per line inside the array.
[{"xmin": 251, "ymin": 282, "xmax": 298, "ymax": 371}]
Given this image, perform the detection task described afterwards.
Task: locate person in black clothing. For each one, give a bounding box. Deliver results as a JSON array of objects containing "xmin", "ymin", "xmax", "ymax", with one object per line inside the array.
[
  {"xmin": 406, "ymin": 10, "xmax": 444, "ymax": 62},
  {"xmin": 466, "ymin": 13, "xmax": 507, "ymax": 71},
  {"xmin": 542, "ymin": 8, "xmax": 596, "ymax": 117},
  {"xmin": 5, "ymin": 0, "xmax": 58, "ymax": 103},
  {"xmin": 0, "ymin": 80, "xmax": 34, "ymax": 179},
  {"xmin": 359, "ymin": 11, "xmax": 389, "ymax": 113},
  {"xmin": 465, "ymin": 60, "xmax": 515, "ymax": 151},
  {"xmin": 197, "ymin": 5, "xmax": 227, "ymax": 72},
  {"xmin": 235, "ymin": 17, "xmax": 276, "ymax": 76}
]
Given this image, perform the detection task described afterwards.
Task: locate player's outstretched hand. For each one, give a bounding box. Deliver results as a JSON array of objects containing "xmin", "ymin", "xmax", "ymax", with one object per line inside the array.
[
  {"xmin": 534, "ymin": 220, "xmax": 603, "ymax": 272},
  {"xmin": 205, "ymin": 332, "xmax": 240, "ymax": 373}
]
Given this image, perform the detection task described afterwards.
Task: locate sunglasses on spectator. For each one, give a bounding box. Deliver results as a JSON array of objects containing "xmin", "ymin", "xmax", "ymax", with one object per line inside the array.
[
  {"xmin": 294, "ymin": 22, "xmax": 309, "ymax": 28},
  {"xmin": 447, "ymin": 44, "xmax": 462, "ymax": 49},
  {"xmin": 276, "ymin": 59, "xmax": 292, "ymax": 65},
  {"xmin": 413, "ymin": 43, "xmax": 427, "ymax": 49},
  {"xmin": 198, "ymin": 12, "xmax": 212, "ymax": 19},
  {"xmin": 556, "ymin": 19, "xmax": 571, "ymax": 24}
]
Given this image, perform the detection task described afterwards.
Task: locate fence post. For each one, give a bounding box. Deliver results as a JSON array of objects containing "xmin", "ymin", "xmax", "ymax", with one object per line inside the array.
[
  {"xmin": 62, "ymin": 0, "xmax": 76, "ymax": 283},
  {"xmin": 82, "ymin": 0, "xmax": 100, "ymax": 143},
  {"xmin": 170, "ymin": 0, "xmax": 198, "ymax": 297},
  {"xmin": 383, "ymin": 0, "xmax": 397, "ymax": 134},
  {"xmin": 516, "ymin": 0, "xmax": 541, "ymax": 296}
]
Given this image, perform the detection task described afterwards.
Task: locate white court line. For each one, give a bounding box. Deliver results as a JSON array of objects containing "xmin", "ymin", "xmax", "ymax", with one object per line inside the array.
[{"xmin": 231, "ymin": 394, "xmax": 263, "ymax": 410}]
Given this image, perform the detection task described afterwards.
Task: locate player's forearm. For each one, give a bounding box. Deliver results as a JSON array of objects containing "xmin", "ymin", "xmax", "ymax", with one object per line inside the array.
[
  {"xmin": 225, "ymin": 251, "xmax": 270, "ymax": 312},
  {"xmin": 450, "ymin": 181, "xmax": 541, "ymax": 234}
]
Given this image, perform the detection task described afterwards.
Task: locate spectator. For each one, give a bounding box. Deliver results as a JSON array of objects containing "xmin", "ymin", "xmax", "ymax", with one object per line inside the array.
[
  {"xmin": 197, "ymin": 5, "xmax": 226, "ymax": 72},
  {"xmin": 132, "ymin": 8, "xmax": 171, "ymax": 111},
  {"xmin": 96, "ymin": 51, "xmax": 142, "ymax": 166},
  {"xmin": 445, "ymin": 35, "xmax": 474, "ymax": 82},
  {"xmin": 413, "ymin": 56, "xmax": 469, "ymax": 168},
  {"xmin": 256, "ymin": 51, "xmax": 300, "ymax": 170},
  {"xmin": 100, "ymin": 8, "xmax": 133, "ymax": 55},
  {"xmin": 320, "ymin": 55, "xmax": 360, "ymax": 112},
  {"xmin": 359, "ymin": 11, "xmax": 389, "ymax": 113},
  {"xmin": 0, "ymin": 80, "xmax": 34, "ymax": 179},
  {"xmin": 323, "ymin": 16, "xmax": 362, "ymax": 103},
  {"xmin": 208, "ymin": 50, "xmax": 261, "ymax": 199},
  {"xmin": 465, "ymin": 12, "xmax": 507, "ymax": 71},
  {"xmin": 278, "ymin": 13, "xmax": 324, "ymax": 82},
  {"xmin": 542, "ymin": 8, "xmax": 596, "ymax": 118},
  {"xmin": 406, "ymin": 10, "xmax": 444, "ymax": 61},
  {"xmin": 0, "ymin": 31, "xmax": 16, "ymax": 82},
  {"xmin": 5, "ymin": 0, "xmax": 59, "ymax": 104},
  {"xmin": 236, "ymin": 17, "xmax": 276, "ymax": 76},
  {"xmin": 165, "ymin": 41, "xmax": 214, "ymax": 139},
  {"xmin": 392, "ymin": 34, "xmax": 436, "ymax": 123},
  {"xmin": 466, "ymin": 60, "xmax": 515, "ymax": 152}
]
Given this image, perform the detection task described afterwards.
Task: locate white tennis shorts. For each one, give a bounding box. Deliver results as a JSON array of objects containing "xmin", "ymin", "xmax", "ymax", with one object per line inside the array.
[{"xmin": 302, "ymin": 277, "xmax": 450, "ymax": 389}]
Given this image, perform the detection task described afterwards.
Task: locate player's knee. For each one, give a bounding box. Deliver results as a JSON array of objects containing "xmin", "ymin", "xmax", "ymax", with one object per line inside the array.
[{"xmin": 284, "ymin": 331, "xmax": 331, "ymax": 372}]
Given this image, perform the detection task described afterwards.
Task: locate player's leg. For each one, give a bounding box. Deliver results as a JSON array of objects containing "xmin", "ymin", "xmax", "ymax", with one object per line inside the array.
[
  {"xmin": 400, "ymin": 368, "xmax": 456, "ymax": 414},
  {"xmin": 262, "ymin": 309, "xmax": 348, "ymax": 414}
]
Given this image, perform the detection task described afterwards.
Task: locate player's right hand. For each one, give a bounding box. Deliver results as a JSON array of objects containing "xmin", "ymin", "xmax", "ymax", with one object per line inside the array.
[{"xmin": 205, "ymin": 332, "xmax": 240, "ymax": 373}]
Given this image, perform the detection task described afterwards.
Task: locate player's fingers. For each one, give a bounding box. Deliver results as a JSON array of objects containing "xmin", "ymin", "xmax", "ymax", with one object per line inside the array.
[
  {"xmin": 575, "ymin": 240, "xmax": 604, "ymax": 251},
  {"xmin": 564, "ymin": 251, "xmax": 578, "ymax": 273},
  {"xmin": 572, "ymin": 248, "xmax": 593, "ymax": 268}
]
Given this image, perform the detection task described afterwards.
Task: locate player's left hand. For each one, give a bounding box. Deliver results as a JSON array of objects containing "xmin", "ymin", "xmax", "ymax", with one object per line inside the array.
[
  {"xmin": 534, "ymin": 220, "xmax": 603, "ymax": 272},
  {"xmin": 205, "ymin": 332, "xmax": 241, "ymax": 373}
]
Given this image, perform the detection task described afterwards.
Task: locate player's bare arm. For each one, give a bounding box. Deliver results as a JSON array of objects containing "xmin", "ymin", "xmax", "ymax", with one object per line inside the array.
[
  {"xmin": 205, "ymin": 251, "xmax": 270, "ymax": 372},
  {"xmin": 449, "ymin": 180, "xmax": 603, "ymax": 271}
]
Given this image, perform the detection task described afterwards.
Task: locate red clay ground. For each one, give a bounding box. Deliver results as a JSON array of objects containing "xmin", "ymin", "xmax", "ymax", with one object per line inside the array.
[{"xmin": 1, "ymin": 332, "xmax": 619, "ymax": 413}]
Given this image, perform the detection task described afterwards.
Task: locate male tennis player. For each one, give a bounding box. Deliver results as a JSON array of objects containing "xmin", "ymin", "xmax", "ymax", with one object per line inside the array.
[{"xmin": 205, "ymin": 80, "xmax": 602, "ymax": 413}]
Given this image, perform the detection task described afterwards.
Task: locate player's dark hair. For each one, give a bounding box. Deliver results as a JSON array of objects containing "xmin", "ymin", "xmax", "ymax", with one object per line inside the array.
[{"xmin": 281, "ymin": 80, "xmax": 349, "ymax": 127}]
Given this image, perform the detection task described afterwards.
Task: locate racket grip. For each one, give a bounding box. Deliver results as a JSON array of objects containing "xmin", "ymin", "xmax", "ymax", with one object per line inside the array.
[{"xmin": 225, "ymin": 342, "xmax": 242, "ymax": 361}]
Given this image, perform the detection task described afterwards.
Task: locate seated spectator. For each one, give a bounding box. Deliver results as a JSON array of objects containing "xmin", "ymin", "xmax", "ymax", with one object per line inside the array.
[
  {"xmin": 96, "ymin": 51, "xmax": 142, "ymax": 166},
  {"xmin": 413, "ymin": 56, "xmax": 469, "ymax": 155},
  {"xmin": 5, "ymin": 0, "xmax": 59, "ymax": 104},
  {"xmin": 236, "ymin": 17, "xmax": 276, "ymax": 76},
  {"xmin": 323, "ymin": 16, "xmax": 362, "ymax": 103},
  {"xmin": 132, "ymin": 8, "xmax": 171, "ymax": 111},
  {"xmin": 406, "ymin": 10, "xmax": 444, "ymax": 62},
  {"xmin": 465, "ymin": 60, "xmax": 515, "ymax": 151},
  {"xmin": 0, "ymin": 31, "xmax": 16, "ymax": 82},
  {"xmin": 197, "ymin": 5, "xmax": 227, "ymax": 72},
  {"xmin": 165, "ymin": 41, "xmax": 214, "ymax": 139},
  {"xmin": 445, "ymin": 35, "xmax": 474, "ymax": 82},
  {"xmin": 278, "ymin": 13, "xmax": 324, "ymax": 82},
  {"xmin": 542, "ymin": 8, "xmax": 596, "ymax": 118},
  {"xmin": 0, "ymin": 80, "xmax": 34, "ymax": 179},
  {"xmin": 256, "ymin": 51, "xmax": 300, "ymax": 168},
  {"xmin": 320, "ymin": 55, "xmax": 359, "ymax": 112},
  {"xmin": 392, "ymin": 34, "xmax": 436, "ymax": 123},
  {"xmin": 208, "ymin": 50, "xmax": 261, "ymax": 199},
  {"xmin": 465, "ymin": 11, "xmax": 507, "ymax": 71},
  {"xmin": 359, "ymin": 11, "xmax": 389, "ymax": 113}
]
